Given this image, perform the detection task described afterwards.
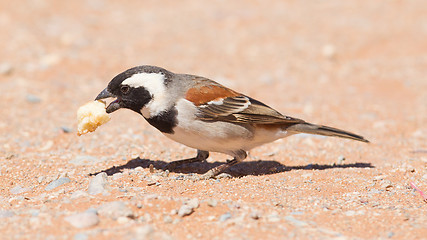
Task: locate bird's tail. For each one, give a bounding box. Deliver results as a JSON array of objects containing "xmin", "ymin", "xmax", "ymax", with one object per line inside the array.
[{"xmin": 287, "ymin": 122, "xmax": 369, "ymax": 143}]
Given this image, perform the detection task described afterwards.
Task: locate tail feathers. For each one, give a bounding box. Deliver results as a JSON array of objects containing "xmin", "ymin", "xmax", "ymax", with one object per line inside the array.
[{"xmin": 287, "ymin": 123, "xmax": 369, "ymax": 143}]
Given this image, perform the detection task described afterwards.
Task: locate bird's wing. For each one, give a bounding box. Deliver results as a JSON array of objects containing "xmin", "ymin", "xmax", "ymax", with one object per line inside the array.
[{"xmin": 184, "ymin": 78, "xmax": 303, "ymax": 124}]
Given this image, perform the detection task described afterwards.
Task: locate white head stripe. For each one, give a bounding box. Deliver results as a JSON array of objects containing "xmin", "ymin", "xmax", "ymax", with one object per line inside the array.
[
  {"xmin": 122, "ymin": 72, "xmax": 165, "ymax": 90},
  {"xmin": 122, "ymin": 72, "xmax": 170, "ymax": 118}
]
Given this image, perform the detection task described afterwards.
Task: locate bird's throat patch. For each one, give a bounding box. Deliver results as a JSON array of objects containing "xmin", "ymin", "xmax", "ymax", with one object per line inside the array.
[{"xmin": 145, "ymin": 107, "xmax": 178, "ymax": 134}]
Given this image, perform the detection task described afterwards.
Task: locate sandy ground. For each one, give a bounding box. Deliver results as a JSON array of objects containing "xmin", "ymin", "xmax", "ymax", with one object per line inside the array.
[{"xmin": 1, "ymin": 0, "xmax": 426, "ymax": 239}]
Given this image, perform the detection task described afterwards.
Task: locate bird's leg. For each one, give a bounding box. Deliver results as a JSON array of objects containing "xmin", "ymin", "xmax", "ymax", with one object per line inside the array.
[
  {"xmin": 201, "ymin": 150, "xmax": 247, "ymax": 179},
  {"xmin": 166, "ymin": 150, "xmax": 209, "ymax": 169}
]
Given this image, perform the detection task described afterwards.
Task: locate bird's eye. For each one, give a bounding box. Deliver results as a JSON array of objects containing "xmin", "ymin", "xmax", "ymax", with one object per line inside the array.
[{"xmin": 120, "ymin": 85, "xmax": 130, "ymax": 94}]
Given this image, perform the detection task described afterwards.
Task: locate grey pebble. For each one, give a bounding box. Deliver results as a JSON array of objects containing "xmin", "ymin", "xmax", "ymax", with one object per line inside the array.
[
  {"xmin": 74, "ymin": 233, "xmax": 88, "ymax": 240},
  {"xmin": 45, "ymin": 177, "xmax": 71, "ymax": 191},
  {"xmin": 133, "ymin": 225, "xmax": 174, "ymax": 240},
  {"xmin": 98, "ymin": 201, "xmax": 134, "ymax": 220},
  {"xmin": 64, "ymin": 211, "xmax": 99, "ymax": 228},
  {"xmin": 219, "ymin": 212, "xmax": 232, "ymax": 222},
  {"xmin": 26, "ymin": 94, "xmax": 41, "ymax": 103},
  {"xmin": 10, "ymin": 185, "xmax": 31, "ymax": 194},
  {"xmin": 61, "ymin": 126, "xmax": 73, "ymax": 133},
  {"xmin": 186, "ymin": 198, "xmax": 199, "ymax": 209},
  {"xmin": 0, "ymin": 210, "xmax": 15, "ymax": 218},
  {"xmin": 87, "ymin": 172, "xmax": 109, "ymax": 195},
  {"xmin": 284, "ymin": 215, "xmax": 308, "ymax": 227}
]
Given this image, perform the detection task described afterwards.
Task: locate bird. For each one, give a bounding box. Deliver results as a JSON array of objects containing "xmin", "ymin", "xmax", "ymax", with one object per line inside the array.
[{"xmin": 95, "ymin": 65, "xmax": 369, "ymax": 179}]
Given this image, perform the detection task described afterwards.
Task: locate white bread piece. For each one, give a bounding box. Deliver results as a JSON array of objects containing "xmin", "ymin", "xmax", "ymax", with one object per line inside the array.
[{"xmin": 77, "ymin": 101, "xmax": 111, "ymax": 136}]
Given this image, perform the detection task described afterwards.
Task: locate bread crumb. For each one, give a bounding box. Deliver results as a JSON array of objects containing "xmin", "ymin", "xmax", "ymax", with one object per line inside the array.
[{"xmin": 77, "ymin": 101, "xmax": 110, "ymax": 136}]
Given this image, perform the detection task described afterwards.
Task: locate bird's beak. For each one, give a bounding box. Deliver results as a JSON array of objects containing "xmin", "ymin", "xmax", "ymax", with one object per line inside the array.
[
  {"xmin": 95, "ymin": 88, "xmax": 115, "ymax": 100},
  {"xmin": 95, "ymin": 88, "xmax": 121, "ymax": 113}
]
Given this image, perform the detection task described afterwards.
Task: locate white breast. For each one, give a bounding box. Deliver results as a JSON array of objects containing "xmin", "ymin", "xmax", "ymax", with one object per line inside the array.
[{"xmin": 163, "ymin": 99, "xmax": 291, "ymax": 156}]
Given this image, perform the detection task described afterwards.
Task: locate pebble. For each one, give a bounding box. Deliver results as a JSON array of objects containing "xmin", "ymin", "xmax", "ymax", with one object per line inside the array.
[
  {"xmin": 0, "ymin": 63, "xmax": 13, "ymax": 75},
  {"xmin": 206, "ymin": 198, "xmax": 218, "ymax": 207},
  {"xmin": 218, "ymin": 212, "xmax": 232, "ymax": 222},
  {"xmin": 70, "ymin": 190, "xmax": 89, "ymax": 199},
  {"xmin": 61, "ymin": 126, "xmax": 73, "ymax": 133},
  {"xmin": 250, "ymin": 211, "xmax": 261, "ymax": 220},
  {"xmin": 216, "ymin": 173, "xmax": 232, "ymax": 179},
  {"xmin": 337, "ymin": 155, "xmax": 346, "ymax": 164},
  {"xmin": 284, "ymin": 215, "xmax": 308, "ymax": 227},
  {"xmin": 132, "ymin": 225, "xmax": 173, "ymax": 240},
  {"xmin": 97, "ymin": 201, "xmax": 134, "ymax": 220},
  {"xmin": 0, "ymin": 210, "xmax": 15, "ymax": 218},
  {"xmin": 69, "ymin": 155, "xmax": 101, "ymax": 166},
  {"xmin": 177, "ymin": 198, "xmax": 200, "ymax": 217},
  {"xmin": 45, "ymin": 177, "xmax": 71, "ymax": 191},
  {"xmin": 26, "ymin": 94, "xmax": 41, "ymax": 103},
  {"xmin": 322, "ymin": 44, "xmax": 336, "ymax": 59},
  {"xmin": 10, "ymin": 185, "xmax": 31, "ymax": 194},
  {"xmin": 178, "ymin": 205, "xmax": 194, "ymax": 217},
  {"xmin": 163, "ymin": 215, "xmax": 173, "ymax": 224},
  {"xmin": 381, "ymin": 180, "xmax": 394, "ymax": 190},
  {"xmin": 64, "ymin": 211, "xmax": 99, "ymax": 228},
  {"xmin": 87, "ymin": 172, "xmax": 109, "ymax": 195},
  {"xmin": 74, "ymin": 233, "xmax": 89, "ymax": 240},
  {"xmin": 267, "ymin": 213, "xmax": 281, "ymax": 223}
]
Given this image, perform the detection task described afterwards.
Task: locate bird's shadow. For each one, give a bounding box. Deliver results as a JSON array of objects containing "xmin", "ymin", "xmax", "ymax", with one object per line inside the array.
[{"xmin": 91, "ymin": 157, "xmax": 374, "ymax": 177}]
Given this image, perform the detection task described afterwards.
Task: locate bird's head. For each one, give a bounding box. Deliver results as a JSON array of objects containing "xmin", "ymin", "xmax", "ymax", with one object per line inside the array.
[{"xmin": 95, "ymin": 65, "xmax": 173, "ymax": 116}]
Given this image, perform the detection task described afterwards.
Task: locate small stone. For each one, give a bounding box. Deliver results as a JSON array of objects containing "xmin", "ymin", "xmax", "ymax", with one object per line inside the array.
[
  {"xmin": 186, "ymin": 198, "xmax": 199, "ymax": 209},
  {"xmin": 322, "ymin": 44, "xmax": 336, "ymax": 59},
  {"xmin": 381, "ymin": 180, "xmax": 393, "ymax": 190},
  {"xmin": 373, "ymin": 175, "xmax": 386, "ymax": 181},
  {"xmin": 70, "ymin": 155, "xmax": 100, "ymax": 166},
  {"xmin": 10, "ymin": 185, "xmax": 31, "ymax": 194},
  {"xmin": 87, "ymin": 172, "xmax": 109, "ymax": 195},
  {"xmin": 218, "ymin": 212, "xmax": 232, "ymax": 222},
  {"xmin": 0, "ymin": 210, "xmax": 14, "ymax": 218},
  {"xmin": 267, "ymin": 213, "xmax": 281, "ymax": 222},
  {"xmin": 422, "ymin": 174, "xmax": 427, "ymax": 180},
  {"xmin": 0, "ymin": 63, "xmax": 13, "ymax": 75},
  {"xmin": 64, "ymin": 211, "xmax": 99, "ymax": 228},
  {"xmin": 344, "ymin": 210, "xmax": 356, "ymax": 217},
  {"xmin": 250, "ymin": 211, "xmax": 261, "ymax": 220},
  {"xmin": 98, "ymin": 201, "xmax": 134, "ymax": 220},
  {"xmin": 61, "ymin": 126, "xmax": 73, "ymax": 133},
  {"xmin": 26, "ymin": 94, "xmax": 41, "ymax": 103},
  {"xmin": 45, "ymin": 177, "xmax": 71, "ymax": 191},
  {"xmin": 284, "ymin": 215, "xmax": 308, "ymax": 227},
  {"xmin": 112, "ymin": 172, "xmax": 123, "ymax": 181},
  {"xmin": 206, "ymin": 199, "xmax": 218, "ymax": 207},
  {"xmin": 37, "ymin": 176, "xmax": 45, "ymax": 184},
  {"xmin": 70, "ymin": 190, "xmax": 89, "ymax": 199},
  {"xmin": 117, "ymin": 216, "xmax": 131, "ymax": 224},
  {"xmin": 74, "ymin": 233, "xmax": 88, "ymax": 240},
  {"xmin": 178, "ymin": 205, "xmax": 194, "ymax": 217},
  {"xmin": 337, "ymin": 155, "xmax": 345, "ymax": 164},
  {"xmin": 215, "ymin": 173, "xmax": 232, "ymax": 179},
  {"xmin": 163, "ymin": 215, "xmax": 173, "ymax": 223}
]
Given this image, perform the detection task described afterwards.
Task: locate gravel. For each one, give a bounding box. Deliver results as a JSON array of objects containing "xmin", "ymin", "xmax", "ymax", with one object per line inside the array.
[
  {"xmin": 87, "ymin": 172, "xmax": 109, "ymax": 195},
  {"xmin": 45, "ymin": 177, "xmax": 71, "ymax": 191},
  {"xmin": 64, "ymin": 211, "xmax": 100, "ymax": 228},
  {"xmin": 10, "ymin": 185, "xmax": 31, "ymax": 194},
  {"xmin": 97, "ymin": 201, "xmax": 134, "ymax": 220},
  {"xmin": 0, "ymin": 210, "xmax": 15, "ymax": 218},
  {"xmin": 178, "ymin": 198, "xmax": 200, "ymax": 217},
  {"xmin": 218, "ymin": 212, "xmax": 232, "ymax": 222}
]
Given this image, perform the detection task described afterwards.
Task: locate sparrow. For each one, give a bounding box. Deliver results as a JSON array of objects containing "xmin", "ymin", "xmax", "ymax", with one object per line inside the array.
[{"xmin": 95, "ymin": 65, "xmax": 369, "ymax": 179}]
